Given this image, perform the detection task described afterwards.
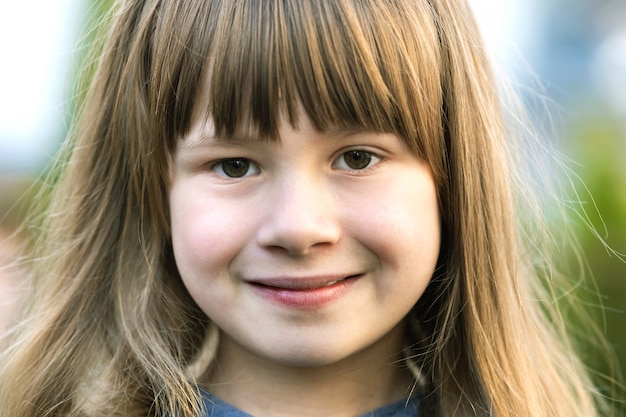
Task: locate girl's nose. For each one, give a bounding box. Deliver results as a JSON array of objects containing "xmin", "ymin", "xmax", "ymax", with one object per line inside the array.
[{"xmin": 256, "ymin": 176, "xmax": 341, "ymax": 256}]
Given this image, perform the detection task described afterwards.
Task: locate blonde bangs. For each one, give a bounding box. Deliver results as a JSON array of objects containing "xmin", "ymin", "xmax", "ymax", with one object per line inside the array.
[{"xmin": 194, "ymin": 0, "xmax": 446, "ymax": 171}]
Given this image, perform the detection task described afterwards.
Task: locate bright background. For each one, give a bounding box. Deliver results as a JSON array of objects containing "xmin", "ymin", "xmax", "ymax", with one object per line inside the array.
[{"xmin": 1, "ymin": 0, "xmax": 625, "ymax": 408}]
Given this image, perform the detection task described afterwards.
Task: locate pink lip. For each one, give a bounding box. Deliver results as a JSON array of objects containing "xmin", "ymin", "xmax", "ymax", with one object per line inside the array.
[{"xmin": 247, "ymin": 274, "xmax": 361, "ymax": 308}]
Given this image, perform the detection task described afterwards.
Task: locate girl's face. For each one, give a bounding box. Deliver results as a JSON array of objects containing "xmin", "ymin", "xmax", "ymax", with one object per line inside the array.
[{"xmin": 169, "ymin": 106, "xmax": 441, "ymax": 369}]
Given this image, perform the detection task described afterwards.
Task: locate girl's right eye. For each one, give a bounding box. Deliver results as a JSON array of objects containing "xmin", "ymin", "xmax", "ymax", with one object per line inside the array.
[{"xmin": 211, "ymin": 158, "xmax": 260, "ymax": 178}]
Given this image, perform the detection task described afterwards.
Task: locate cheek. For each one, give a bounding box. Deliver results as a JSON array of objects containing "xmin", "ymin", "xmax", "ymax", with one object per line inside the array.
[
  {"xmin": 343, "ymin": 171, "xmax": 441, "ymax": 311},
  {"xmin": 169, "ymin": 189, "xmax": 252, "ymax": 279},
  {"xmin": 348, "ymin": 179, "xmax": 441, "ymax": 272},
  {"xmin": 168, "ymin": 190, "xmax": 256, "ymax": 316}
]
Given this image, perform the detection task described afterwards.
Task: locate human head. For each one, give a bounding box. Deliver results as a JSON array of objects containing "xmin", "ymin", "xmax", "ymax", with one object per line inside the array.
[{"xmin": 32, "ymin": 0, "xmax": 522, "ymax": 414}]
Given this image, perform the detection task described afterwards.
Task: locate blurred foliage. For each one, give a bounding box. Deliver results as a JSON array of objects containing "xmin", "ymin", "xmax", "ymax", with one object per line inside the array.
[
  {"xmin": 566, "ymin": 111, "xmax": 626, "ymax": 404},
  {"xmin": 0, "ymin": 177, "xmax": 38, "ymax": 232},
  {"xmin": 65, "ymin": 0, "xmax": 116, "ymax": 125}
]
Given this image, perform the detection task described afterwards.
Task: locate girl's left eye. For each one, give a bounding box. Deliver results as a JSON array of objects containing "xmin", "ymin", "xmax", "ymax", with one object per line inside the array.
[
  {"xmin": 212, "ymin": 158, "xmax": 260, "ymax": 178},
  {"xmin": 333, "ymin": 150, "xmax": 382, "ymax": 171}
]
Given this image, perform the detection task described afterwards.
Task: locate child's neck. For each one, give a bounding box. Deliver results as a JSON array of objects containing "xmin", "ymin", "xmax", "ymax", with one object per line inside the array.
[{"xmin": 205, "ymin": 325, "xmax": 414, "ymax": 417}]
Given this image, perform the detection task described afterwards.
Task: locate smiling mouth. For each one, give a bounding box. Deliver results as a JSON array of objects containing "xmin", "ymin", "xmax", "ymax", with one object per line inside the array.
[
  {"xmin": 247, "ymin": 274, "xmax": 361, "ymax": 308},
  {"xmin": 249, "ymin": 274, "xmax": 361, "ymax": 291}
]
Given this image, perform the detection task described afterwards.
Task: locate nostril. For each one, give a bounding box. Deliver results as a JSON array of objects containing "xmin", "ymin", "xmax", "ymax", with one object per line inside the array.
[{"xmin": 256, "ymin": 217, "xmax": 341, "ymax": 256}]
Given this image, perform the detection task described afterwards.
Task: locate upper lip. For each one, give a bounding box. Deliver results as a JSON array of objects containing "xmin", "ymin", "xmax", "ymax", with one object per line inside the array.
[{"xmin": 246, "ymin": 274, "xmax": 360, "ymax": 290}]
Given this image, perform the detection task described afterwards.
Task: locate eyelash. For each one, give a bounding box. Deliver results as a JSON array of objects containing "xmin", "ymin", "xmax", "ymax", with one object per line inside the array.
[{"xmin": 209, "ymin": 149, "xmax": 383, "ymax": 179}]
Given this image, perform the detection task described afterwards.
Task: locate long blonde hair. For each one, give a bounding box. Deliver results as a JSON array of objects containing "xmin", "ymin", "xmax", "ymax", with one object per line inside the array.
[{"xmin": 0, "ymin": 0, "xmax": 611, "ymax": 416}]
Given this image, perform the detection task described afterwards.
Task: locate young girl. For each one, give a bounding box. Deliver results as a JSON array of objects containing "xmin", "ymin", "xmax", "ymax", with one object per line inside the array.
[{"xmin": 0, "ymin": 0, "xmax": 613, "ymax": 416}]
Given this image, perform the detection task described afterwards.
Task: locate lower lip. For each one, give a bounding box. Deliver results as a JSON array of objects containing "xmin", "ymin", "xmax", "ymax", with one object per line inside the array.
[{"xmin": 249, "ymin": 277, "xmax": 359, "ymax": 308}]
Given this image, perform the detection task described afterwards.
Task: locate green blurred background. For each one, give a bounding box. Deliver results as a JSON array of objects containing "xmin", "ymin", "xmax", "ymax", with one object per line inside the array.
[{"xmin": 0, "ymin": 0, "xmax": 624, "ymax": 411}]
